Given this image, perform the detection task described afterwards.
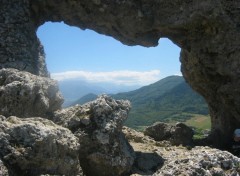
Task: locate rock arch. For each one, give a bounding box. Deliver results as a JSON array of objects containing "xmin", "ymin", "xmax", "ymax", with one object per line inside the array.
[{"xmin": 1, "ymin": 0, "xmax": 240, "ymax": 148}]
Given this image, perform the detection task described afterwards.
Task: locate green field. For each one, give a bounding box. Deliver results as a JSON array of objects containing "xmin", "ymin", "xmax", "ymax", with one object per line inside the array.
[
  {"xmin": 126, "ymin": 113, "xmax": 211, "ymax": 133},
  {"xmin": 185, "ymin": 114, "xmax": 211, "ymax": 130},
  {"xmin": 184, "ymin": 114, "xmax": 211, "ymax": 139}
]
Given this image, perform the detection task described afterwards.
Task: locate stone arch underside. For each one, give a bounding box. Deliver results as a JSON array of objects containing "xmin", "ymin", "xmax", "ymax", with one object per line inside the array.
[{"xmin": 1, "ymin": 0, "xmax": 240, "ymax": 148}]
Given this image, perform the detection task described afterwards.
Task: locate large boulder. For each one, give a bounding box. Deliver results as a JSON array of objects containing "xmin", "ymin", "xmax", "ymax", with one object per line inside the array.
[
  {"xmin": 53, "ymin": 95, "xmax": 135, "ymax": 176},
  {"xmin": 144, "ymin": 122, "xmax": 194, "ymax": 146},
  {"xmin": 170, "ymin": 122, "xmax": 194, "ymax": 146},
  {"xmin": 144, "ymin": 122, "xmax": 172, "ymax": 141},
  {"xmin": 126, "ymin": 128, "xmax": 240, "ymax": 175},
  {"xmin": 154, "ymin": 146, "xmax": 240, "ymax": 176},
  {"xmin": 0, "ymin": 116, "xmax": 81, "ymax": 176},
  {"xmin": 0, "ymin": 68, "xmax": 63, "ymax": 118}
]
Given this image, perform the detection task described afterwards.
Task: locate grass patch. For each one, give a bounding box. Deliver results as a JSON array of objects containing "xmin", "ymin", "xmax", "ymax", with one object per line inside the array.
[
  {"xmin": 185, "ymin": 114, "xmax": 211, "ymax": 130},
  {"xmin": 184, "ymin": 114, "xmax": 211, "ymax": 139}
]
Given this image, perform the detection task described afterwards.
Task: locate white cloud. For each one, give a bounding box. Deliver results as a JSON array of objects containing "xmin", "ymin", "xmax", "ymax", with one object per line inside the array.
[
  {"xmin": 174, "ymin": 72, "xmax": 182, "ymax": 76},
  {"xmin": 51, "ymin": 70, "xmax": 161, "ymax": 86}
]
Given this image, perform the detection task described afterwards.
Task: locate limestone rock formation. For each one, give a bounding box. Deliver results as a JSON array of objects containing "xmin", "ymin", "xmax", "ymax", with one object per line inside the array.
[
  {"xmin": 0, "ymin": 116, "xmax": 81, "ymax": 176},
  {"xmin": 144, "ymin": 122, "xmax": 194, "ymax": 146},
  {"xmin": 122, "ymin": 126, "xmax": 172, "ymax": 148},
  {"xmin": 170, "ymin": 122, "xmax": 195, "ymax": 146},
  {"xmin": 0, "ymin": 0, "xmax": 240, "ymax": 157},
  {"xmin": 0, "ymin": 159, "xmax": 8, "ymax": 176},
  {"xmin": 154, "ymin": 147, "xmax": 240, "ymax": 176},
  {"xmin": 144, "ymin": 122, "xmax": 172, "ymax": 142},
  {"xmin": 53, "ymin": 95, "xmax": 135, "ymax": 176},
  {"xmin": 30, "ymin": 0, "xmax": 240, "ymax": 148},
  {"xmin": 133, "ymin": 152, "xmax": 164, "ymax": 175},
  {"xmin": 0, "ymin": 68, "xmax": 63, "ymax": 118},
  {"xmin": 0, "ymin": 0, "xmax": 48, "ymax": 77},
  {"xmin": 125, "ymin": 129, "xmax": 240, "ymax": 176},
  {"xmin": 123, "ymin": 126, "xmax": 156, "ymax": 144}
]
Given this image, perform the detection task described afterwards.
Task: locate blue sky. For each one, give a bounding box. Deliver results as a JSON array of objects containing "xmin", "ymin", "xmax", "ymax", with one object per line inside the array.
[{"xmin": 37, "ymin": 22, "xmax": 181, "ymax": 86}]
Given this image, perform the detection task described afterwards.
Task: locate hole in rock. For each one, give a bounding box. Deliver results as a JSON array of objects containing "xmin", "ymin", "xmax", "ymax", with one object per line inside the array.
[{"xmin": 37, "ymin": 22, "xmax": 209, "ymax": 138}]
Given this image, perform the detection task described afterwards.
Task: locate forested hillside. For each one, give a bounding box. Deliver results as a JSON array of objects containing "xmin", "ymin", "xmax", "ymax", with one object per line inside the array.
[
  {"xmin": 72, "ymin": 76, "xmax": 209, "ymax": 130},
  {"xmin": 113, "ymin": 76, "xmax": 209, "ymax": 130}
]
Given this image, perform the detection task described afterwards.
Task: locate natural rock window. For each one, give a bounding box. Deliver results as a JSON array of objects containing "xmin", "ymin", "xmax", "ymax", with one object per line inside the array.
[
  {"xmin": 1, "ymin": 0, "xmax": 239, "ymax": 153},
  {"xmin": 37, "ymin": 22, "xmax": 181, "ymax": 105},
  {"xmin": 1, "ymin": 0, "xmax": 240, "ymax": 175}
]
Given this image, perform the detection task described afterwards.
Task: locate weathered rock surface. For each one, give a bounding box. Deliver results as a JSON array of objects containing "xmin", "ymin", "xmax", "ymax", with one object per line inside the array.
[
  {"xmin": 0, "ymin": 116, "xmax": 81, "ymax": 176},
  {"xmin": 0, "ymin": 159, "xmax": 8, "ymax": 176},
  {"xmin": 123, "ymin": 126, "xmax": 156, "ymax": 144},
  {"xmin": 1, "ymin": 0, "xmax": 239, "ymax": 148},
  {"xmin": 144, "ymin": 122, "xmax": 194, "ymax": 146},
  {"xmin": 133, "ymin": 152, "xmax": 164, "ymax": 175},
  {"xmin": 123, "ymin": 126, "xmax": 172, "ymax": 148},
  {"xmin": 0, "ymin": 68, "xmax": 63, "ymax": 118},
  {"xmin": 53, "ymin": 95, "xmax": 135, "ymax": 176},
  {"xmin": 0, "ymin": 0, "xmax": 48, "ymax": 77},
  {"xmin": 170, "ymin": 122, "xmax": 195, "ymax": 146},
  {"xmin": 154, "ymin": 147, "xmax": 240, "ymax": 176},
  {"xmin": 144, "ymin": 122, "xmax": 172, "ymax": 142},
  {"xmin": 125, "ymin": 129, "xmax": 240, "ymax": 176}
]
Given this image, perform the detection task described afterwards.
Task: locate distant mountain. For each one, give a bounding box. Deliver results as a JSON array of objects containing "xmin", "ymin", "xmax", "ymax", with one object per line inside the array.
[
  {"xmin": 58, "ymin": 79, "xmax": 141, "ymax": 107},
  {"xmin": 58, "ymin": 80, "xmax": 107, "ymax": 107},
  {"xmin": 69, "ymin": 76, "xmax": 209, "ymax": 130},
  {"xmin": 113, "ymin": 76, "xmax": 184, "ymax": 103},
  {"xmin": 71, "ymin": 93, "xmax": 98, "ymax": 105},
  {"xmin": 112, "ymin": 76, "xmax": 209, "ymax": 130}
]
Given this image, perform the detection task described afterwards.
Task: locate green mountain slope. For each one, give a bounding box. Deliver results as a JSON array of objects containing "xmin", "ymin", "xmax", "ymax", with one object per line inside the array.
[
  {"xmin": 71, "ymin": 76, "xmax": 209, "ymax": 130},
  {"xmin": 113, "ymin": 76, "xmax": 184, "ymax": 104},
  {"xmin": 113, "ymin": 76, "xmax": 209, "ymax": 130},
  {"xmin": 71, "ymin": 93, "xmax": 98, "ymax": 105}
]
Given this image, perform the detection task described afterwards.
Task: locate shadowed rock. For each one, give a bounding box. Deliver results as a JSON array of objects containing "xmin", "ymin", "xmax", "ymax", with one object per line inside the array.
[
  {"xmin": 144, "ymin": 122, "xmax": 194, "ymax": 146},
  {"xmin": 0, "ymin": 159, "xmax": 8, "ymax": 176},
  {"xmin": 0, "ymin": 116, "xmax": 81, "ymax": 176},
  {"xmin": 170, "ymin": 122, "xmax": 194, "ymax": 146},
  {"xmin": 144, "ymin": 122, "xmax": 172, "ymax": 141},
  {"xmin": 133, "ymin": 152, "xmax": 164, "ymax": 175},
  {"xmin": 53, "ymin": 95, "xmax": 135, "ymax": 176},
  {"xmin": 0, "ymin": 68, "xmax": 63, "ymax": 118},
  {"xmin": 125, "ymin": 129, "xmax": 240, "ymax": 175}
]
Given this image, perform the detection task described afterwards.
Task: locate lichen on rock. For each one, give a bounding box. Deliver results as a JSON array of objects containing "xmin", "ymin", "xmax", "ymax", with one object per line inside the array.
[
  {"xmin": 0, "ymin": 159, "xmax": 8, "ymax": 176},
  {"xmin": 0, "ymin": 116, "xmax": 81, "ymax": 176},
  {"xmin": 0, "ymin": 0, "xmax": 240, "ymax": 148},
  {"xmin": 0, "ymin": 68, "xmax": 63, "ymax": 118},
  {"xmin": 125, "ymin": 128, "xmax": 240, "ymax": 175},
  {"xmin": 53, "ymin": 95, "xmax": 135, "ymax": 176},
  {"xmin": 1, "ymin": 0, "xmax": 240, "ymax": 175},
  {"xmin": 154, "ymin": 146, "xmax": 240, "ymax": 176}
]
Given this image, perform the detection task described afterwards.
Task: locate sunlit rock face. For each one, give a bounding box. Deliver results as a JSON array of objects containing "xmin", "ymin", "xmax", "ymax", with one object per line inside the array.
[
  {"xmin": 53, "ymin": 95, "xmax": 135, "ymax": 176},
  {"xmin": 1, "ymin": 0, "xmax": 240, "ymax": 148},
  {"xmin": 0, "ymin": 116, "xmax": 81, "ymax": 176},
  {"xmin": 0, "ymin": 68, "xmax": 63, "ymax": 118}
]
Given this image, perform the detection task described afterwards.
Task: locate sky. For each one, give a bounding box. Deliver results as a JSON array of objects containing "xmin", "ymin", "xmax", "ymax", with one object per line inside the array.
[{"xmin": 37, "ymin": 22, "xmax": 181, "ymax": 86}]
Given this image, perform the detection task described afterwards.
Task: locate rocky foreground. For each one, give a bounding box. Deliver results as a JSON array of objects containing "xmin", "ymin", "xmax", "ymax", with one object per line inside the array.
[
  {"xmin": 124, "ymin": 127, "xmax": 240, "ymax": 176},
  {"xmin": 0, "ymin": 104, "xmax": 239, "ymax": 174},
  {"xmin": 0, "ymin": 68, "xmax": 239, "ymax": 176}
]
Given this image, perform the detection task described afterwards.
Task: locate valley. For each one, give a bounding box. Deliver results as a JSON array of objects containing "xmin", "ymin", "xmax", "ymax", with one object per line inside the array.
[{"xmin": 60, "ymin": 76, "xmax": 210, "ymax": 133}]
